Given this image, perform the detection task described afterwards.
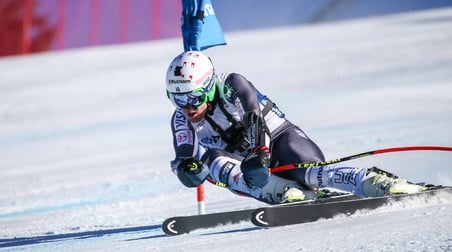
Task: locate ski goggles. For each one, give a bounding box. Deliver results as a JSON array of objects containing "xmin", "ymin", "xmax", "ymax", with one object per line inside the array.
[{"xmin": 167, "ymin": 88, "xmax": 208, "ymax": 109}]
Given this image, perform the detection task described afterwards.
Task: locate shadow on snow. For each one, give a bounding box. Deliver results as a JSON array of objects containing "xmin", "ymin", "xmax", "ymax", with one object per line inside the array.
[{"xmin": 0, "ymin": 224, "xmax": 162, "ymax": 248}]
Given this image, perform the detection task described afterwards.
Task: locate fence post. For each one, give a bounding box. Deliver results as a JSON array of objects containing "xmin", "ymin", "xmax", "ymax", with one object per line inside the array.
[
  {"xmin": 56, "ymin": 0, "xmax": 66, "ymax": 50},
  {"xmin": 90, "ymin": 0, "xmax": 100, "ymax": 46},
  {"xmin": 120, "ymin": 0, "xmax": 129, "ymax": 43},
  {"xmin": 150, "ymin": 0, "xmax": 161, "ymax": 40},
  {"xmin": 22, "ymin": 0, "xmax": 33, "ymax": 54}
]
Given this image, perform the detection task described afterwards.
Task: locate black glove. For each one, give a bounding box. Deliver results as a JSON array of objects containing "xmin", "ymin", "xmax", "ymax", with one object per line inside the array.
[
  {"xmin": 176, "ymin": 157, "xmax": 208, "ymax": 187},
  {"xmin": 241, "ymin": 146, "xmax": 271, "ymax": 188},
  {"xmin": 179, "ymin": 157, "xmax": 203, "ymax": 174}
]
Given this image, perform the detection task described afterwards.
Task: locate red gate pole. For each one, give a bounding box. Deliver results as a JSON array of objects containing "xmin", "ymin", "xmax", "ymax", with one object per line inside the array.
[{"xmin": 197, "ymin": 184, "xmax": 205, "ymax": 214}]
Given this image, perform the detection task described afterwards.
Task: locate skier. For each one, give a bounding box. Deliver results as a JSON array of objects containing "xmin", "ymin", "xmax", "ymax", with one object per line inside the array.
[{"xmin": 166, "ymin": 51, "xmax": 426, "ymax": 204}]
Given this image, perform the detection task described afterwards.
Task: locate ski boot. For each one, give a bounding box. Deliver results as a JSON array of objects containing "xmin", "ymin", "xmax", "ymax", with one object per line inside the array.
[
  {"xmin": 280, "ymin": 187, "xmax": 306, "ymax": 203},
  {"xmin": 362, "ymin": 167, "xmax": 427, "ymax": 197}
]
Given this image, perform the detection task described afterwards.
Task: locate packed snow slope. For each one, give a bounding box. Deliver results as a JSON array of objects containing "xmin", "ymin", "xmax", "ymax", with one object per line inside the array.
[{"xmin": 1, "ymin": 7, "xmax": 452, "ymax": 252}]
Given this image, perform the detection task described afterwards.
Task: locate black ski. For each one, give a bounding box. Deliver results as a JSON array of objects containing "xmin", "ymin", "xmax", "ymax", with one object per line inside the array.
[
  {"xmin": 251, "ymin": 186, "xmax": 452, "ymax": 228},
  {"xmin": 162, "ymin": 208, "xmax": 253, "ymax": 235},
  {"xmin": 162, "ymin": 193, "xmax": 358, "ymax": 235}
]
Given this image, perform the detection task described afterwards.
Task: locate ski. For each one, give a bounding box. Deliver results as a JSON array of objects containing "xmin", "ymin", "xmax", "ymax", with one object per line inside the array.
[
  {"xmin": 162, "ymin": 193, "xmax": 358, "ymax": 235},
  {"xmin": 251, "ymin": 186, "xmax": 452, "ymax": 228},
  {"xmin": 162, "ymin": 208, "xmax": 253, "ymax": 235}
]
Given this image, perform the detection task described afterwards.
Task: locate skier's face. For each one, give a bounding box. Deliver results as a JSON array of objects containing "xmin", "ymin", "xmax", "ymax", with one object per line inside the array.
[{"xmin": 182, "ymin": 103, "xmax": 208, "ymax": 123}]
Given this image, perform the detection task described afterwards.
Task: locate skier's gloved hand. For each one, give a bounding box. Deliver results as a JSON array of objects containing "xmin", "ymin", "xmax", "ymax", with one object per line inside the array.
[
  {"xmin": 176, "ymin": 157, "xmax": 209, "ymax": 188},
  {"xmin": 180, "ymin": 157, "xmax": 203, "ymax": 173},
  {"xmin": 241, "ymin": 146, "xmax": 271, "ymax": 188}
]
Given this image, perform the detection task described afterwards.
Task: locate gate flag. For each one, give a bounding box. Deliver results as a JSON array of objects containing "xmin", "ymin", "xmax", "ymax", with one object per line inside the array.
[{"xmin": 181, "ymin": 0, "xmax": 226, "ymax": 51}]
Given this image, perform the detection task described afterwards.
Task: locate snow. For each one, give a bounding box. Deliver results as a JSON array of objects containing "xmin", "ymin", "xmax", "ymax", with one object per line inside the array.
[{"xmin": 1, "ymin": 7, "xmax": 452, "ymax": 251}]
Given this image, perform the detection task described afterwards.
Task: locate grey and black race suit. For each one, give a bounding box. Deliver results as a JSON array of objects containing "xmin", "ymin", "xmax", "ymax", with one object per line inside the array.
[{"xmin": 170, "ymin": 72, "xmax": 325, "ymax": 203}]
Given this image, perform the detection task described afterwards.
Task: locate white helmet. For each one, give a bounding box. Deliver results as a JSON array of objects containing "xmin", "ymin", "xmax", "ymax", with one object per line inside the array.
[{"xmin": 166, "ymin": 51, "xmax": 216, "ymax": 109}]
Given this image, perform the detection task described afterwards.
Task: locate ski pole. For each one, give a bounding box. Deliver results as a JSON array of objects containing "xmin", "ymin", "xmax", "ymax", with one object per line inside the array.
[{"xmin": 270, "ymin": 145, "xmax": 452, "ymax": 173}]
